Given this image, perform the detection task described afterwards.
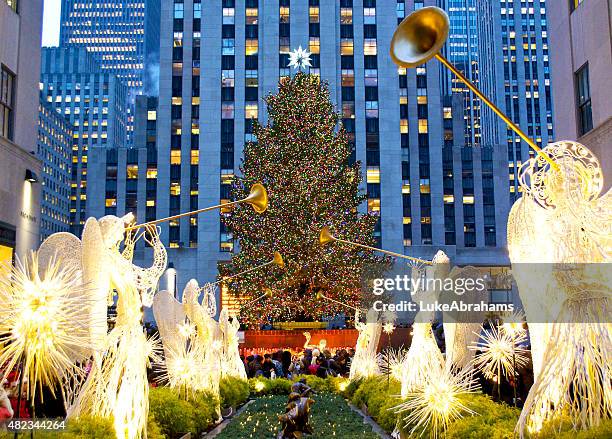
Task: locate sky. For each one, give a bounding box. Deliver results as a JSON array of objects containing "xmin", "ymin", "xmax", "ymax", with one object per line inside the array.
[{"xmin": 42, "ymin": 0, "xmax": 61, "ymax": 47}]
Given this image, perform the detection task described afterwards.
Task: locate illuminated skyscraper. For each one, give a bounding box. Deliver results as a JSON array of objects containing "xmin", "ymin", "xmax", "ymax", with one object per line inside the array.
[
  {"xmin": 476, "ymin": 0, "xmax": 555, "ymax": 201},
  {"xmin": 60, "ymin": 0, "xmax": 161, "ymax": 141},
  {"xmin": 38, "ymin": 98, "xmax": 73, "ymax": 240},
  {"xmin": 40, "ymin": 47, "xmax": 129, "ymax": 235},
  {"xmin": 87, "ymin": 0, "xmax": 518, "ymax": 313}
]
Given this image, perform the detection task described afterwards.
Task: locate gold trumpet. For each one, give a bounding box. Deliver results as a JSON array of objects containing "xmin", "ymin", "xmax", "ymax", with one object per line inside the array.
[
  {"xmin": 390, "ymin": 6, "xmax": 557, "ymax": 170},
  {"xmin": 244, "ymin": 288, "xmax": 274, "ymax": 306},
  {"xmin": 316, "ymin": 291, "xmax": 359, "ymax": 312},
  {"xmin": 214, "ymin": 252, "xmax": 285, "ymax": 286},
  {"xmin": 319, "ymin": 226, "xmax": 432, "ymax": 265},
  {"xmin": 125, "ymin": 183, "xmax": 268, "ymax": 231}
]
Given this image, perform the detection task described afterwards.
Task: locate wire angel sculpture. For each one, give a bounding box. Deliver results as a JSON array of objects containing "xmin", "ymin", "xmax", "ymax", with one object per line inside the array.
[
  {"xmin": 60, "ymin": 214, "xmax": 167, "ymax": 439},
  {"xmin": 508, "ymin": 141, "xmax": 612, "ymax": 435},
  {"xmin": 399, "ymin": 251, "xmax": 449, "ymax": 397},
  {"xmin": 349, "ymin": 308, "xmax": 382, "ymax": 380},
  {"xmin": 443, "ymin": 266, "xmax": 489, "ymax": 371},
  {"xmin": 153, "ymin": 280, "xmax": 222, "ymax": 398},
  {"xmin": 218, "ymin": 307, "xmax": 248, "ymax": 380}
]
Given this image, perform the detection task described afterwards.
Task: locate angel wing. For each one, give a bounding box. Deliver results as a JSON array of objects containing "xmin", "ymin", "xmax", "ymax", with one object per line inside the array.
[
  {"xmin": 153, "ymin": 290, "xmax": 187, "ymax": 362},
  {"xmin": 38, "ymin": 232, "xmax": 82, "ymax": 280},
  {"xmin": 81, "ymin": 218, "xmax": 111, "ymax": 353},
  {"xmin": 443, "ymin": 265, "xmax": 488, "ymax": 371}
]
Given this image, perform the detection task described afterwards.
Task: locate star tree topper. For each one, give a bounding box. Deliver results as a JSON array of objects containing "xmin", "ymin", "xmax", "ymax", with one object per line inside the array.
[{"xmin": 288, "ymin": 46, "xmax": 312, "ymax": 71}]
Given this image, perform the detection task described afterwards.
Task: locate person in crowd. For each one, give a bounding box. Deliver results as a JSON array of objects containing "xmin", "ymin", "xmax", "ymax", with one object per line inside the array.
[
  {"xmin": 281, "ymin": 351, "xmax": 292, "ymax": 378},
  {"xmin": 248, "ymin": 355, "xmax": 264, "ymax": 377},
  {"xmin": 262, "ymin": 354, "xmax": 275, "ymax": 378},
  {"xmin": 0, "ymin": 379, "xmax": 13, "ymax": 422}
]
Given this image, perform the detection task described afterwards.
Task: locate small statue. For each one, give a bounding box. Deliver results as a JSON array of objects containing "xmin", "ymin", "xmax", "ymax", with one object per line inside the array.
[{"xmin": 278, "ymin": 379, "xmax": 315, "ymax": 438}]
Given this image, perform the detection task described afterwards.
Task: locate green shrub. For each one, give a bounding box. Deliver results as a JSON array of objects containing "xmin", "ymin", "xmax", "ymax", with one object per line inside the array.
[
  {"xmin": 443, "ymin": 394, "xmax": 519, "ymax": 439},
  {"xmin": 298, "ymin": 375, "xmax": 333, "ymax": 393},
  {"xmin": 349, "ymin": 376, "xmax": 402, "ymax": 432},
  {"xmin": 248, "ymin": 377, "xmax": 293, "ymax": 395},
  {"xmin": 533, "ymin": 415, "xmax": 612, "ymax": 438},
  {"xmin": 149, "ymin": 386, "xmax": 196, "ymax": 437},
  {"xmin": 188, "ymin": 390, "xmax": 219, "ymax": 434},
  {"xmin": 219, "ymin": 376, "xmax": 250, "ymax": 408},
  {"xmin": 147, "ymin": 412, "xmax": 167, "ymax": 439}
]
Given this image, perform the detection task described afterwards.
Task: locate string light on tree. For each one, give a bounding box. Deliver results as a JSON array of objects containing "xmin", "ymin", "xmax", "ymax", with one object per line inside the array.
[{"xmin": 221, "ymin": 73, "xmax": 386, "ymax": 327}]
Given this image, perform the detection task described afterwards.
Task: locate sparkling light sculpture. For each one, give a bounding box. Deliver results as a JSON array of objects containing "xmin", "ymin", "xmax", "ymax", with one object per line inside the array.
[
  {"xmin": 470, "ymin": 325, "xmax": 528, "ymax": 381},
  {"xmin": 0, "ymin": 254, "xmax": 93, "ymax": 400},
  {"xmin": 394, "ymin": 367, "xmax": 479, "ymax": 439}
]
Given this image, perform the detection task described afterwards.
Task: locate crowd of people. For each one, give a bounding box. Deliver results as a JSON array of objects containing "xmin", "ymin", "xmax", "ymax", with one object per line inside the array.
[{"xmin": 242, "ymin": 348, "xmax": 355, "ymax": 379}]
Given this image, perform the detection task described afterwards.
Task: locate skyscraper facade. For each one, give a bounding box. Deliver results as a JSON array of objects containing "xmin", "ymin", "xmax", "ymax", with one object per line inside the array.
[
  {"xmin": 60, "ymin": 0, "xmax": 161, "ymax": 141},
  {"xmin": 88, "ymin": 0, "xmax": 513, "ymax": 308},
  {"xmin": 37, "ymin": 98, "xmax": 73, "ymax": 241},
  {"xmin": 40, "ymin": 47, "xmax": 129, "ymax": 236},
  {"xmin": 442, "ymin": 0, "xmax": 481, "ymax": 147},
  {"xmin": 476, "ymin": 0, "xmax": 555, "ymax": 201},
  {"xmin": 60, "ymin": 0, "xmax": 160, "ymax": 91},
  {"xmin": 547, "ymin": 0, "xmax": 611, "ymax": 186},
  {"xmin": 0, "ymin": 0, "xmax": 43, "ymax": 262}
]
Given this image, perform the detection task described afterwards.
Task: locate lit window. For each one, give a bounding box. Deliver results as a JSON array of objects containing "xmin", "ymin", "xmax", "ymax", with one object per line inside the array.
[
  {"xmin": 245, "ymin": 39, "xmax": 258, "ymax": 56},
  {"xmin": 170, "ymin": 150, "xmax": 181, "ymax": 165},
  {"xmin": 147, "ymin": 168, "xmax": 157, "ymax": 179},
  {"xmin": 368, "ymin": 198, "xmax": 381, "ymax": 213},
  {"xmin": 341, "ymin": 8, "xmax": 352, "ymax": 24},
  {"xmin": 245, "ymin": 104, "xmax": 258, "ymax": 119},
  {"xmin": 365, "ymin": 69, "xmax": 378, "ymax": 86},
  {"xmin": 188, "ymin": 150, "xmax": 198, "ymax": 165},
  {"xmin": 402, "ymin": 184, "xmax": 410, "ymax": 194},
  {"xmin": 340, "ymin": 39, "xmax": 354, "ymax": 55},
  {"xmin": 223, "ymin": 7, "xmax": 235, "ymax": 24},
  {"xmin": 443, "ymin": 195, "xmax": 454, "ymax": 203},
  {"xmin": 364, "ymin": 39, "xmax": 377, "ymax": 56},
  {"xmin": 221, "ymin": 70, "xmax": 234, "ymax": 87},
  {"xmin": 309, "ymin": 37, "xmax": 320, "ymax": 54},
  {"xmin": 418, "ymin": 119, "xmax": 428, "ymax": 134},
  {"xmin": 126, "ymin": 165, "xmax": 138, "ymax": 179},
  {"xmin": 170, "ymin": 183, "xmax": 181, "ymax": 196},
  {"xmin": 341, "ymin": 69, "xmax": 354, "ymax": 87},
  {"xmin": 147, "ymin": 200, "xmax": 155, "ymax": 207},
  {"xmin": 246, "ymin": 8, "xmax": 258, "ymax": 25},
  {"xmin": 309, "ymin": 7, "xmax": 319, "ymax": 23},
  {"xmin": 366, "ymin": 167, "xmax": 380, "ymax": 183},
  {"xmin": 463, "ymin": 196, "xmax": 475, "ymax": 204},
  {"xmin": 364, "ymin": 8, "xmax": 376, "ymax": 24},
  {"xmin": 279, "ymin": 7, "xmax": 289, "ymax": 23},
  {"xmin": 400, "ymin": 119, "xmax": 408, "ymax": 134},
  {"xmin": 105, "ymin": 198, "xmax": 117, "ymax": 207},
  {"xmin": 403, "ymin": 217, "xmax": 411, "ymax": 224}
]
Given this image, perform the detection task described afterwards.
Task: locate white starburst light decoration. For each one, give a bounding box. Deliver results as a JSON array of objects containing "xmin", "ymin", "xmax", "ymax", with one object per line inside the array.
[
  {"xmin": 470, "ymin": 326, "xmax": 529, "ymax": 380},
  {"xmin": 288, "ymin": 46, "xmax": 312, "ymax": 70},
  {"xmin": 394, "ymin": 367, "xmax": 479, "ymax": 439}
]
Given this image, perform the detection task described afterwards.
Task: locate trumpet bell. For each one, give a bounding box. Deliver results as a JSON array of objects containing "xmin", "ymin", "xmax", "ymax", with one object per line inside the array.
[
  {"xmin": 272, "ymin": 251, "xmax": 285, "ymax": 268},
  {"xmin": 264, "ymin": 288, "xmax": 273, "ymax": 298},
  {"xmin": 319, "ymin": 227, "xmax": 334, "ymax": 245},
  {"xmin": 245, "ymin": 183, "xmax": 268, "ymax": 214},
  {"xmin": 390, "ymin": 6, "xmax": 449, "ymax": 68},
  {"xmin": 316, "ymin": 291, "xmax": 324, "ymax": 300}
]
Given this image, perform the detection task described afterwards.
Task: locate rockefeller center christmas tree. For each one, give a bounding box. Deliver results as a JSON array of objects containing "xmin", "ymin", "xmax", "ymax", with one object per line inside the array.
[{"xmin": 220, "ymin": 73, "xmax": 385, "ymax": 328}]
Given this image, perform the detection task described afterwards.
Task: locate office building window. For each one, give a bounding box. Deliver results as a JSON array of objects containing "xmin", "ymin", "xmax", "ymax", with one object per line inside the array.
[
  {"xmin": 0, "ymin": 66, "xmax": 15, "ymax": 140},
  {"xmin": 575, "ymin": 63, "xmax": 592, "ymax": 135}
]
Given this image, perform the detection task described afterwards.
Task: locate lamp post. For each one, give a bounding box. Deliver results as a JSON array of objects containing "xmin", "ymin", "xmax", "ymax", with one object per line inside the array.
[{"xmin": 166, "ymin": 262, "xmax": 177, "ymax": 299}]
